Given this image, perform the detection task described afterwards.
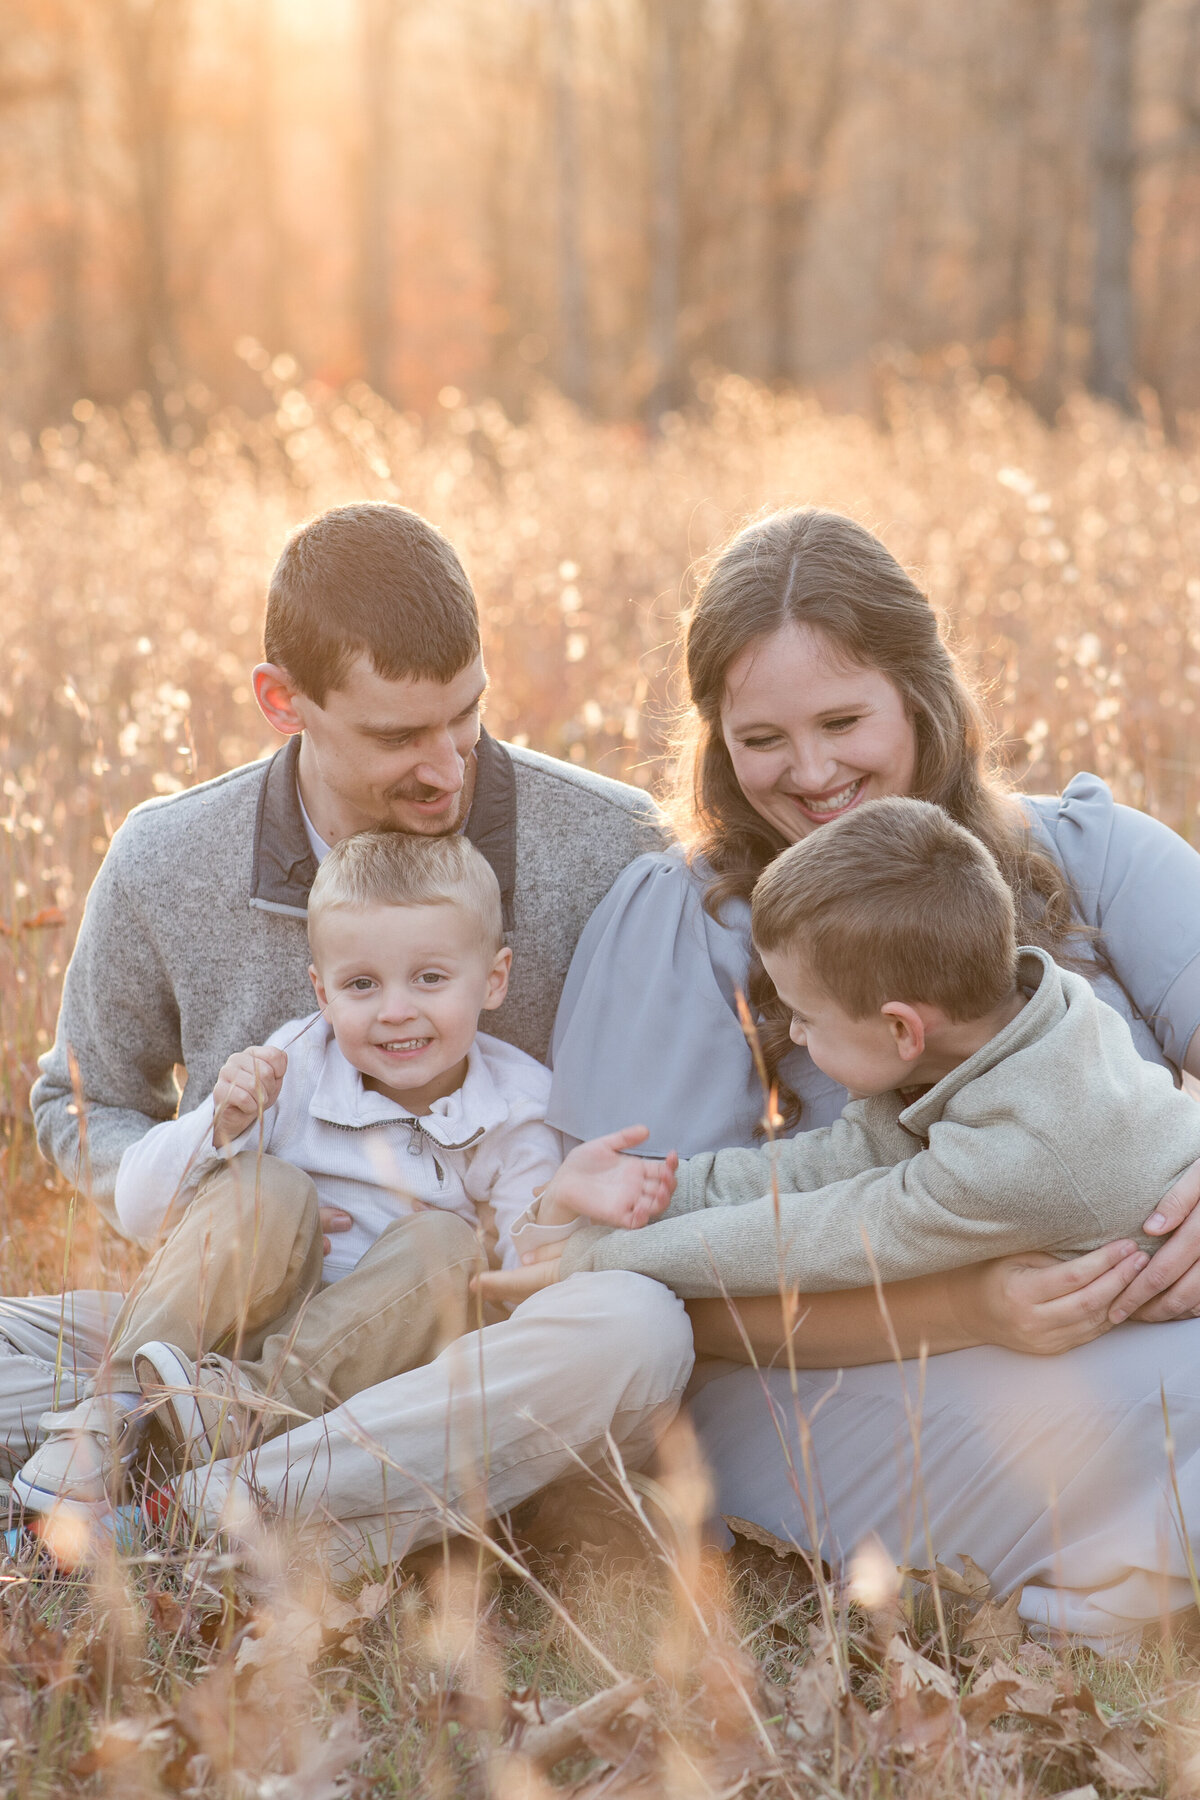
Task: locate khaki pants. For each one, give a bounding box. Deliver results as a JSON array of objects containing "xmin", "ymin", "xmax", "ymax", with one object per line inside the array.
[{"xmin": 100, "ymin": 1154, "xmax": 482, "ymax": 1428}]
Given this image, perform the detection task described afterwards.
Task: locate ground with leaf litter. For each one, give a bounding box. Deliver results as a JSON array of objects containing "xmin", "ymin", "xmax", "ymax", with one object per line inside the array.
[{"xmin": 0, "ymin": 1458, "xmax": 1195, "ymax": 1799}]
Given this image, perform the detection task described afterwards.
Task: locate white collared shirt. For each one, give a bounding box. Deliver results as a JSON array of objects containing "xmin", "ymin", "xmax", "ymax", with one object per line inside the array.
[{"xmin": 114, "ymin": 1016, "xmax": 563, "ymax": 1280}]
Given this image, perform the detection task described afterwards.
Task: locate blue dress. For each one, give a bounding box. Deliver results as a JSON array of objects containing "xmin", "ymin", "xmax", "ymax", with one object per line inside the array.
[{"xmin": 548, "ymin": 774, "xmax": 1200, "ymax": 1649}]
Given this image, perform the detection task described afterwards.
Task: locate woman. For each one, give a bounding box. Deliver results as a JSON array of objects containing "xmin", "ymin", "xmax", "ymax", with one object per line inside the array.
[{"xmin": 548, "ymin": 508, "xmax": 1200, "ymax": 1649}]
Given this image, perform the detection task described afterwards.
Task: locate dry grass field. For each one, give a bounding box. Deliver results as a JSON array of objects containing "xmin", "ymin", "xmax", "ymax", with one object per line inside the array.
[{"xmin": 2, "ymin": 357, "xmax": 1200, "ymax": 1794}]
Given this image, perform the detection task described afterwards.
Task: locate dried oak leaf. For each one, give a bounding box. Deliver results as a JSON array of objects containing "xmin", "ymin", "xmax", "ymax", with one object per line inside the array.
[
  {"xmin": 962, "ymin": 1589, "xmax": 1024, "ymax": 1663},
  {"xmin": 903, "ymin": 1553, "xmax": 991, "ymax": 1602},
  {"xmin": 70, "ymin": 1713, "xmax": 176, "ymax": 1777},
  {"xmin": 1088, "ymin": 1722, "xmax": 1163, "ymax": 1793},
  {"xmin": 960, "ymin": 1667, "xmax": 1022, "ymax": 1731},
  {"xmin": 885, "ymin": 1634, "xmax": 957, "ymax": 1699},
  {"xmin": 515, "ymin": 1676, "xmax": 650, "ymax": 1769}
]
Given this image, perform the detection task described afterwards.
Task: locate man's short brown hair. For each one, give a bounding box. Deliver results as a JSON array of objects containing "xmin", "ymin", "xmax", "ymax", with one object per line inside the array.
[
  {"xmin": 308, "ymin": 830, "xmax": 504, "ymax": 954},
  {"xmin": 264, "ymin": 502, "xmax": 480, "ymax": 705},
  {"xmin": 751, "ymin": 797, "xmax": 1018, "ymax": 1020}
]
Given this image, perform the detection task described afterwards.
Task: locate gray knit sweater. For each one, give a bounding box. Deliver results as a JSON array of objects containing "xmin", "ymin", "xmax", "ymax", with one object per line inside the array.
[
  {"xmin": 33, "ymin": 731, "xmax": 665, "ymax": 1227},
  {"xmin": 558, "ymin": 949, "xmax": 1200, "ymax": 1296}
]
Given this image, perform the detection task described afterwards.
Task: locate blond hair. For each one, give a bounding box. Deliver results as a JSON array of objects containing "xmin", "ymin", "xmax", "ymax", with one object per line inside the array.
[
  {"xmin": 307, "ymin": 831, "xmax": 503, "ymax": 951},
  {"xmin": 751, "ymin": 797, "xmax": 1018, "ymax": 1021}
]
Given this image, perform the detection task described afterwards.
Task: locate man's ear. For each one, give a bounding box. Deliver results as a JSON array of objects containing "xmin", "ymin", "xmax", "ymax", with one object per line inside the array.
[
  {"xmin": 253, "ymin": 663, "xmax": 309, "ymax": 736},
  {"xmin": 481, "ymin": 945, "xmax": 513, "ymax": 1011},
  {"xmin": 309, "ymin": 963, "xmax": 330, "ymax": 1015},
  {"xmin": 881, "ymin": 1001, "xmax": 926, "ymax": 1063}
]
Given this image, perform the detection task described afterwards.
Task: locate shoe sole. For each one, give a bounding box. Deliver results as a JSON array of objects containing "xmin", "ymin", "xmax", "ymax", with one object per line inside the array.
[
  {"xmin": 10, "ymin": 1472, "xmax": 116, "ymax": 1524},
  {"xmin": 133, "ymin": 1341, "xmax": 215, "ymax": 1459}
]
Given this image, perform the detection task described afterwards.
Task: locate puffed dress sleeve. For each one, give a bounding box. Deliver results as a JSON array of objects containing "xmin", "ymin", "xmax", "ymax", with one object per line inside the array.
[
  {"xmin": 1024, "ymin": 772, "xmax": 1200, "ymax": 1075},
  {"xmin": 547, "ymin": 849, "xmax": 774, "ymax": 1156}
]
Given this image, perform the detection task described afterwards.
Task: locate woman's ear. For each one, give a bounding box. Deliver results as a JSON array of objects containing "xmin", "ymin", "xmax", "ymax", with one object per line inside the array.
[
  {"xmin": 882, "ymin": 1001, "xmax": 926, "ymax": 1063},
  {"xmin": 482, "ymin": 946, "xmax": 513, "ymax": 1011}
]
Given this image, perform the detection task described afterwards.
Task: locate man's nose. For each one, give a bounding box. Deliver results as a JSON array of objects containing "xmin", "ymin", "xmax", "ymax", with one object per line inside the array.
[{"xmin": 414, "ymin": 730, "xmax": 465, "ymax": 793}]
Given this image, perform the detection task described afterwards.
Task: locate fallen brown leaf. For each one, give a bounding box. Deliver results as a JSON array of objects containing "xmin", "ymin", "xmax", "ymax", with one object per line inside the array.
[
  {"xmin": 514, "ymin": 1676, "xmax": 650, "ymax": 1769},
  {"xmin": 962, "ymin": 1589, "xmax": 1024, "ymax": 1663}
]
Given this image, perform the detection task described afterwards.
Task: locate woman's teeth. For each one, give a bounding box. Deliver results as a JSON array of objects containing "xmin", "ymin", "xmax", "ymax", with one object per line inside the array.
[{"xmin": 797, "ymin": 777, "xmax": 864, "ymax": 816}]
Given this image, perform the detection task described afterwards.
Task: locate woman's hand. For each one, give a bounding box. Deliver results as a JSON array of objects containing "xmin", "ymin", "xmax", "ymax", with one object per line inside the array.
[
  {"xmin": 1107, "ymin": 1153, "xmax": 1200, "ymax": 1322},
  {"xmin": 966, "ymin": 1239, "xmax": 1149, "ymax": 1354},
  {"xmin": 471, "ymin": 1247, "xmax": 563, "ymax": 1306}
]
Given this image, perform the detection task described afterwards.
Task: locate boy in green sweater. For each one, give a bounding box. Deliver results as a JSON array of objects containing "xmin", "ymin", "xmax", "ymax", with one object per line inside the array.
[{"xmin": 493, "ymin": 796, "xmax": 1200, "ymax": 1300}]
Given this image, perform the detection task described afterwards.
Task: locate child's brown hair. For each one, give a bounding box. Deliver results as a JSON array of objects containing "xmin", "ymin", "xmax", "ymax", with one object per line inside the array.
[{"xmin": 751, "ymin": 796, "xmax": 1018, "ymax": 1020}]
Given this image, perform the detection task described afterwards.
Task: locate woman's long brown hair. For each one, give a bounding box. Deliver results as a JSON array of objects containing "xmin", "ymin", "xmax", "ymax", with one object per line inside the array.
[{"xmin": 669, "ymin": 508, "xmax": 1083, "ymax": 1124}]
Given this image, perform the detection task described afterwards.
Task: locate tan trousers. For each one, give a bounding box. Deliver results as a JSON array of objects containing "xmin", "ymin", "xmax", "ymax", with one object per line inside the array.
[{"xmin": 99, "ymin": 1154, "xmax": 482, "ymax": 1428}]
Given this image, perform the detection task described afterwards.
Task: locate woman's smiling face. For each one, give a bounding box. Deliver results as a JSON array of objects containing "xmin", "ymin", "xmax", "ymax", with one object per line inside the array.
[{"xmin": 720, "ymin": 622, "xmax": 918, "ymax": 843}]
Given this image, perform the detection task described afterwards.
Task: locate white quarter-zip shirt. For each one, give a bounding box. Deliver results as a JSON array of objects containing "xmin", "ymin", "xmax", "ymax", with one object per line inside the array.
[{"xmin": 114, "ymin": 1015, "xmax": 564, "ymax": 1280}]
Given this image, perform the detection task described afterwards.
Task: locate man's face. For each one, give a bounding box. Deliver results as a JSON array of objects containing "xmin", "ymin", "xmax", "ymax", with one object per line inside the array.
[{"xmin": 271, "ymin": 653, "xmax": 488, "ymax": 841}]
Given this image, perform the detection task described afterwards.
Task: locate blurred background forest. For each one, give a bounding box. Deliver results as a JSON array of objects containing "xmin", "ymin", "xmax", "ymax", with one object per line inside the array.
[{"xmin": 3, "ymin": 0, "xmax": 1199, "ymax": 431}]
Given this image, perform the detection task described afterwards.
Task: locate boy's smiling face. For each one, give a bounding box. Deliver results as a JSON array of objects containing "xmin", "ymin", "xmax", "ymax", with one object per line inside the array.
[{"xmin": 309, "ymin": 900, "xmax": 510, "ymax": 1113}]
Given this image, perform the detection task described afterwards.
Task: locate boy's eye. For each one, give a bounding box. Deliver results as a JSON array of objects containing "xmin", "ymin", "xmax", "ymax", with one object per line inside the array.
[
  {"xmin": 417, "ymin": 972, "xmax": 446, "ymax": 986},
  {"xmin": 347, "ymin": 977, "xmax": 376, "ymax": 992}
]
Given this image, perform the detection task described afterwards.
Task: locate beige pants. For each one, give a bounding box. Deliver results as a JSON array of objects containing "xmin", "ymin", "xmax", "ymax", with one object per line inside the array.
[{"xmin": 100, "ymin": 1154, "xmax": 482, "ymax": 1427}]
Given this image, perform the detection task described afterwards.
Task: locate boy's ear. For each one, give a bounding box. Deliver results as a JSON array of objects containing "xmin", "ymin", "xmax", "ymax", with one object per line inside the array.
[
  {"xmin": 309, "ymin": 963, "xmax": 330, "ymax": 1014},
  {"xmin": 481, "ymin": 945, "xmax": 513, "ymax": 1011},
  {"xmin": 881, "ymin": 1001, "xmax": 926, "ymax": 1063}
]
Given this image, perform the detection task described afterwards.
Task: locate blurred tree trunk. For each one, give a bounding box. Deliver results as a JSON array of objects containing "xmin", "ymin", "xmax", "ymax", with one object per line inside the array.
[
  {"xmin": 646, "ymin": 0, "xmax": 685, "ymax": 420},
  {"xmin": 249, "ymin": 0, "xmax": 286, "ymax": 357},
  {"xmin": 1088, "ymin": 0, "xmax": 1142, "ymax": 409},
  {"xmin": 553, "ymin": 0, "xmax": 588, "ymax": 407},
  {"xmin": 761, "ymin": 0, "xmax": 854, "ymax": 385},
  {"xmin": 49, "ymin": 51, "xmax": 86, "ymax": 413},
  {"xmin": 105, "ymin": 0, "xmax": 189, "ymax": 429},
  {"xmin": 359, "ymin": 0, "xmax": 405, "ymax": 400}
]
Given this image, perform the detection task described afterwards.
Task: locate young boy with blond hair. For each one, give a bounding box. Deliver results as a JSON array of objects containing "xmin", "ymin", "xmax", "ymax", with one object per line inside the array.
[
  {"xmin": 504, "ymin": 795, "xmax": 1200, "ymax": 1296},
  {"xmin": 15, "ymin": 831, "xmax": 565, "ymax": 1518}
]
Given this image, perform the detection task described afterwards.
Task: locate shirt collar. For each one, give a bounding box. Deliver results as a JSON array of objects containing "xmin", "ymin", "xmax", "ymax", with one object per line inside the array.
[
  {"xmin": 308, "ymin": 1029, "xmax": 509, "ymax": 1145},
  {"xmin": 249, "ymin": 726, "xmax": 517, "ymax": 930},
  {"xmin": 896, "ymin": 947, "xmax": 1064, "ymax": 1142}
]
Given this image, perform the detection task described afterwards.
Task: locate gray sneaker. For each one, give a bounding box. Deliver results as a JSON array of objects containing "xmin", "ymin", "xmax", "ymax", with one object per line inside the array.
[
  {"xmin": 10, "ymin": 1394, "xmax": 144, "ymax": 1518},
  {"xmin": 134, "ymin": 1342, "xmax": 282, "ymax": 1463}
]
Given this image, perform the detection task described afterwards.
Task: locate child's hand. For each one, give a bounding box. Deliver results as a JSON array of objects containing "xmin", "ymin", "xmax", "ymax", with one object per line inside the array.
[
  {"xmin": 538, "ymin": 1125, "xmax": 678, "ymax": 1229},
  {"xmin": 212, "ymin": 1046, "xmax": 287, "ymax": 1147}
]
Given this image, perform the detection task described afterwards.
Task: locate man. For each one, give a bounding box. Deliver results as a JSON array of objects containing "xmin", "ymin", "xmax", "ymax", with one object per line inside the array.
[{"xmin": 3, "ymin": 503, "xmax": 693, "ymax": 1554}]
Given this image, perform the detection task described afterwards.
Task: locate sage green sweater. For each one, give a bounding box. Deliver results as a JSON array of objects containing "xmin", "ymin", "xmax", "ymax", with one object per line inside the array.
[{"xmin": 558, "ymin": 949, "xmax": 1200, "ymax": 1297}]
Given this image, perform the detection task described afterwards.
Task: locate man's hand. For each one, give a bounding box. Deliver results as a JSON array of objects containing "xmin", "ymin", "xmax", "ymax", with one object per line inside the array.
[
  {"xmin": 319, "ymin": 1206, "xmax": 353, "ymax": 1256},
  {"xmin": 965, "ymin": 1239, "xmax": 1149, "ymax": 1355},
  {"xmin": 1108, "ymin": 1153, "xmax": 1200, "ymax": 1322},
  {"xmin": 472, "ymin": 1247, "xmax": 562, "ymax": 1306},
  {"xmin": 212, "ymin": 1046, "xmax": 287, "ymax": 1147},
  {"xmin": 538, "ymin": 1125, "xmax": 678, "ymax": 1229}
]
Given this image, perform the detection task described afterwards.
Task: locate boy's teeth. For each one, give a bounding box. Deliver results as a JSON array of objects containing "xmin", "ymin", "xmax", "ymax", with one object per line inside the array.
[{"xmin": 801, "ymin": 778, "xmax": 862, "ymax": 815}]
